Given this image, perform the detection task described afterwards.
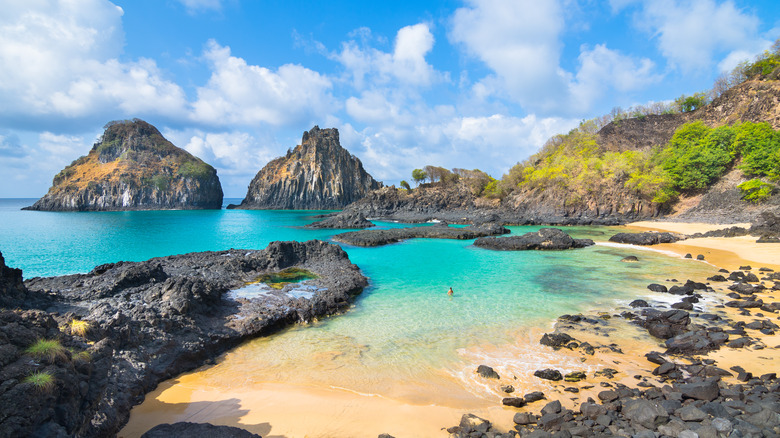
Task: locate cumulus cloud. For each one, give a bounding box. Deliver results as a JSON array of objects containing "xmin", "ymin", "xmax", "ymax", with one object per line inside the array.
[
  {"xmin": 191, "ymin": 40, "xmax": 336, "ymax": 127},
  {"xmin": 449, "ymin": 0, "xmax": 658, "ymax": 114},
  {"xmin": 613, "ymin": 0, "xmax": 769, "ymax": 72},
  {"xmin": 162, "ymin": 128, "xmax": 281, "ymax": 196},
  {"xmin": 333, "ymin": 23, "xmax": 441, "ymax": 89},
  {"xmin": 0, "ymin": 0, "xmax": 187, "ymax": 129}
]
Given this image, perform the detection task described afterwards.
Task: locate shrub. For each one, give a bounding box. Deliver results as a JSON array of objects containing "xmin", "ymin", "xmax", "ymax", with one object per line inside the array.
[
  {"xmin": 25, "ymin": 339, "xmax": 67, "ymax": 363},
  {"xmin": 674, "ymin": 92, "xmax": 710, "ymax": 113},
  {"xmin": 738, "ymin": 179, "xmax": 775, "ymax": 203},
  {"xmin": 659, "ymin": 122, "xmax": 733, "ymax": 190},
  {"xmin": 411, "ymin": 169, "xmax": 427, "ymax": 185},
  {"xmin": 178, "ymin": 160, "xmax": 214, "ymax": 180},
  {"xmin": 732, "ymin": 122, "xmax": 780, "ymax": 179},
  {"xmin": 24, "ymin": 371, "xmax": 55, "ymax": 392},
  {"xmin": 399, "ymin": 180, "xmax": 411, "ymax": 191}
]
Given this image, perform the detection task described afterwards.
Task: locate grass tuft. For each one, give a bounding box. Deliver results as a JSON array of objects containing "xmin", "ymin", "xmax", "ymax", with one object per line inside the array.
[
  {"xmin": 25, "ymin": 339, "xmax": 67, "ymax": 363},
  {"xmin": 69, "ymin": 319, "xmax": 90, "ymax": 337},
  {"xmin": 24, "ymin": 371, "xmax": 55, "ymax": 392}
]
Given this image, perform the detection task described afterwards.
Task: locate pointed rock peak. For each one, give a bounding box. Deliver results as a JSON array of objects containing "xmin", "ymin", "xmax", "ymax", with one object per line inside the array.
[{"xmin": 232, "ymin": 125, "xmax": 381, "ymax": 210}]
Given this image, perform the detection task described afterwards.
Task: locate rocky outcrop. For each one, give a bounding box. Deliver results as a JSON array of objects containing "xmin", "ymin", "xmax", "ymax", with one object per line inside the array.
[
  {"xmin": 0, "ymin": 251, "xmax": 27, "ymax": 308},
  {"xmin": 141, "ymin": 422, "xmax": 261, "ymax": 438},
  {"xmin": 473, "ymin": 228, "xmax": 595, "ymax": 250},
  {"xmin": 608, "ymin": 231, "xmax": 685, "ymax": 245},
  {"xmin": 230, "ymin": 126, "xmax": 381, "ymax": 210},
  {"xmin": 24, "ymin": 119, "xmax": 223, "ymax": 211},
  {"xmin": 333, "ymin": 222, "xmax": 509, "ymax": 247},
  {"xmin": 1, "ymin": 241, "xmax": 366, "ymax": 437},
  {"xmin": 305, "ymin": 211, "xmax": 375, "ymax": 229}
]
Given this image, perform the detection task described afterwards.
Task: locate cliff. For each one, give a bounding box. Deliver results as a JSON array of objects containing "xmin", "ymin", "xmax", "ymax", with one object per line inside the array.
[
  {"xmin": 230, "ymin": 126, "xmax": 381, "ymax": 210},
  {"xmin": 24, "ymin": 119, "xmax": 223, "ymax": 211}
]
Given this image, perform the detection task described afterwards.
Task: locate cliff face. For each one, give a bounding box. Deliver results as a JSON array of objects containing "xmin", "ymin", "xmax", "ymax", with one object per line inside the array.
[
  {"xmin": 25, "ymin": 119, "xmax": 223, "ymax": 211},
  {"xmin": 232, "ymin": 126, "xmax": 381, "ymax": 210}
]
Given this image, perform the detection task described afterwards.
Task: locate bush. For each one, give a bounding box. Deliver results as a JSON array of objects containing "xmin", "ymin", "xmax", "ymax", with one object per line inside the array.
[
  {"xmin": 674, "ymin": 92, "xmax": 710, "ymax": 113},
  {"xmin": 25, "ymin": 339, "xmax": 67, "ymax": 363},
  {"xmin": 411, "ymin": 169, "xmax": 427, "ymax": 185},
  {"xmin": 178, "ymin": 160, "xmax": 214, "ymax": 180},
  {"xmin": 738, "ymin": 179, "xmax": 775, "ymax": 203},
  {"xmin": 732, "ymin": 122, "xmax": 780, "ymax": 179},
  {"xmin": 659, "ymin": 122, "xmax": 733, "ymax": 190},
  {"xmin": 399, "ymin": 180, "xmax": 411, "ymax": 191}
]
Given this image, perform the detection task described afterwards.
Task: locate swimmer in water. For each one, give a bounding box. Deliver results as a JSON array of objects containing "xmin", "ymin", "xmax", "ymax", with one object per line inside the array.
[{"xmin": 447, "ymin": 287, "xmax": 454, "ymax": 296}]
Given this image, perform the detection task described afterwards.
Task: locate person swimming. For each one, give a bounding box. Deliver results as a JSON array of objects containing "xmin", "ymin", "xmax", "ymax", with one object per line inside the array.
[{"xmin": 447, "ymin": 287, "xmax": 453, "ymax": 296}]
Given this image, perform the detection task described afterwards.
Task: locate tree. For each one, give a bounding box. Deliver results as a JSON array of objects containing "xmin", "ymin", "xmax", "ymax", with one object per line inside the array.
[
  {"xmin": 674, "ymin": 92, "xmax": 710, "ymax": 113},
  {"xmin": 400, "ymin": 180, "xmax": 411, "ymax": 191},
  {"xmin": 412, "ymin": 169, "xmax": 427, "ymax": 185}
]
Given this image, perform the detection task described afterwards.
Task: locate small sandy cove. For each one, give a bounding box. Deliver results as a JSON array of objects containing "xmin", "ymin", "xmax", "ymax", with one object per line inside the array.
[
  {"xmin": 627, "ymin": 221, "xmax": 780, "ymax": 271},
  {"xmin": 120, "ymin": 221, "xmax": 780, "ymax": 437}
]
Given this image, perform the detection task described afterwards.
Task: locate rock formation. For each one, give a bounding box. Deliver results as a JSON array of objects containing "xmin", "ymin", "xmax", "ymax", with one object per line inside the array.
[
  {"xmin": 230, "ymin": 126, "xmax": 381, "ymax": 210},
  {"xmin": 473, "ymin": 228, "xmax": 595, "ymax": 250},
  {"xmin": 1, "ymin": 241, "xmax": 367, "ymax": 437},
  {"xmin": 24, "ymin": 119, "xmax": 223, "ymax": 211}
]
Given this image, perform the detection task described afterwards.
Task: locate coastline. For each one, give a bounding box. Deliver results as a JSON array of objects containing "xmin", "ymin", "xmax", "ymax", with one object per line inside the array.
[{"xmin": 119, "ymin": 221, "xmax": 780, "ymax": 437}]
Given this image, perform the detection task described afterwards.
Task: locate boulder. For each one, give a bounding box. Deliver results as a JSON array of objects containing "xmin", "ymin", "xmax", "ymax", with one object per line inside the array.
[
  {"xmin": 622, "ymin": 399, "xmax": 669, "ymax": 429},
  {"xmin": 540, "ymin": 333, "xmax": 576, "ymax": 349},
  {"xmin": 474, "ymin": 228, "xmax": 594, "ymax": 251},
  {"xmin": 677, "ymin": 380, "xmax": 720, "ymax": 401},
  {"xmin": 306, "ymin": 211, "xmax": 375, "ymax": 229},
  {"xmin": 476, "ymin": 365, "xmax": 500, "ymax": 379},
  {"xmin": 534, "ymin": 369, "xmax": 563, "ymax": 381},
  {"xmin": 609, "ymin": 232, "xmax": 683, "ymax": 245},
  {"xmin": 141, "ymin": 422, "xmax": 261, "ymax": 438}
]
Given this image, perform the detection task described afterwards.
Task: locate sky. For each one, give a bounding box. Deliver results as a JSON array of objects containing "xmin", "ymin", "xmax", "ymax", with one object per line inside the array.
[{"xmin": 1, "ymin": 0, "xmax": 779, "ymax": 198}]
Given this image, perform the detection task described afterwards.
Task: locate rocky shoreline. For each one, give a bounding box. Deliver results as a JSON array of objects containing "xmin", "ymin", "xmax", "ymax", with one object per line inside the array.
[
  {"xmin": 0, "ymin": 241, "xmax": 367, "ymax": 437},
  {"xmin": 332, "ymin": 222, "xmax": 509, "ymax": 247},
  {"xmin": 444, "ymin": 252, "xmax": 780, "ymax": 437}
]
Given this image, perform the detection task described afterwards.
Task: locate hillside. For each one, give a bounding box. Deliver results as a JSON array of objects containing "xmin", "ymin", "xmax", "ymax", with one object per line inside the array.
[
  {"xmin": 25, "ymin": 119, "xmax": 223, "ymax": 211},
  {"xmin": 229, "ymin": 126, "xmax": 381, "ymax": 210}
]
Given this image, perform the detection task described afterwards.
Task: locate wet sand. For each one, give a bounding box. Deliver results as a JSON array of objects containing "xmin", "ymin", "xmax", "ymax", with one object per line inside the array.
[{"xmin": 120, "ymin": 222, "xmax": 780, "ymax": 437}]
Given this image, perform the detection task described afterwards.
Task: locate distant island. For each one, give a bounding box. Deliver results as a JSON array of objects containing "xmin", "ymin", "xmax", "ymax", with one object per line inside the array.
[
  {"xmin": 228, "ymin": 125, "xmax": 381, "ymax": 210},
  {"xmin": 24, "ymin": 119, "xmax": 223, "ymax": 211}
]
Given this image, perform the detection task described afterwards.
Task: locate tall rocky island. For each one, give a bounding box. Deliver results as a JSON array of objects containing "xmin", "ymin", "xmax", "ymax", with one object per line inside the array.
[
  {"xmin": 25, "ymin": 119, "xmax": 223, "ymax": 211},
  {"xmin": 230, "ymin": 126, "xmax": 381, "ymax": 210}
]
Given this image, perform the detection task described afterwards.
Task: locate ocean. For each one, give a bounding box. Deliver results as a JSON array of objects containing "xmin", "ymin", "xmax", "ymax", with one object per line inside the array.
[{"xmin": 0, "ymin": 198, "xmax": 716, "ymax": 436}]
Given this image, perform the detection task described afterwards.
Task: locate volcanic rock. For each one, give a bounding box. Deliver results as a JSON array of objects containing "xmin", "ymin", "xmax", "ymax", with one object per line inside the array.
[
  {"xmin": 25, "ymin": 119, "xmax": 223, "ymax": 211},
  {"xmin": 231, "ymin": 126, "xmax": 380, "ymax": 210},
  {"xmin": 608, "ymin": 232, "xmax": 683, "ymax": 245},
  {"xmin": 473, "ymin": 228, "xmax": 594, "ymax": 250}
]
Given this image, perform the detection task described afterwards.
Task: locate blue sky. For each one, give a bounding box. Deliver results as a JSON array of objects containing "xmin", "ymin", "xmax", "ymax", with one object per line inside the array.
[{"xmin": 1, "ymin": 0, "xmax": 778, "ymax": 198}]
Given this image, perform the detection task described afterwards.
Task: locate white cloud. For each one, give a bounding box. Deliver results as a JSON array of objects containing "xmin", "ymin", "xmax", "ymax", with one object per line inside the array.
[
  {"xmin": 191, "ymin": 40, "xmax": 336, "ymax": 127},
  {"xmin": 449, "ymin": 0, "xmax": 659, "ymax": 114},
  {"xmin": 177, "ymin": 0, "xmax": 223, "ymax": 13},
  {"xmin": 0, "ymin": 0, "xmax": 187, "ymax": 128},
  {"xmin": 615, "ymin": 0, "xmax": 769, "ymax": 72},
  {"xmin": 450, "ymin": 0, "xmax": 569, "ymax": 112},
  {"xmin": 333, "ymin": 23, "xmax": 441, "ymax": 89}
]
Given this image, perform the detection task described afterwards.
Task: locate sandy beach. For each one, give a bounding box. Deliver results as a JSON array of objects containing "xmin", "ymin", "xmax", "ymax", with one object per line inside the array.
[{"xmin": 627, "ymin": 221, "xmax": 780, "ymax": 271}]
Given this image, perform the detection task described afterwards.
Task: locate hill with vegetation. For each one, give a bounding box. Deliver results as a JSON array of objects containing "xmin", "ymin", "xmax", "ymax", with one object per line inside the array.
[
  {"xmin": 25, "ymin": 119, "xmax": 223, "ymax": 211},
  {"xmin": 332, "ymin": 44, "xmax": 780, "ymax": 225}
]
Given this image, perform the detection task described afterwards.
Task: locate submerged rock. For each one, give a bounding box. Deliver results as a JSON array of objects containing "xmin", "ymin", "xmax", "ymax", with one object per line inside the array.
[
  {"xmin": 333, "ymin": 222, "xmax": 509, "ymax": 247},
  {"xmin": 473, "ymin": 228, "xmax": 594, "ymax": 251}
]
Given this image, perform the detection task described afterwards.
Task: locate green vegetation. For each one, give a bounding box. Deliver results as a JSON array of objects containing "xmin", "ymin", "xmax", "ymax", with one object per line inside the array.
[
  {"xmin": 738, "ymin": 179, "xmax": 775, "ymax": 203},
  {"xmin": 178, "ymin": 160, "xmax": 214, "ymax": 180},
  {"xmin": 252, "ymin": 268, "xmax": 319, "ymax": 290},
  {"xmin": 411, "ymin": 168, "xmax": 427, "ymax": 185},
  {"xmin": 499, "ymin": 119, "xmax": 780, "ymax": 208},
  {"xmin": 23, "ymin": 371, "xmax": 55, "ymax": 392},
  {"xmin": 674, "ymin": 92, "xmax": 710, "ymax": 113},
  {"xmin": 25, "ymin": 339, "xmax": 67, "ymax": 363},
  {"xmin": 399, "ymin": 180, "xmax": 411, "ymax": 191}
]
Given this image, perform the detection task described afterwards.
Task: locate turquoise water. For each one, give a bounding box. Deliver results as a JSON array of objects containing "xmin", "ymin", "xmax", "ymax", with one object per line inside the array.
[{"xmin": 0, "ymin": 198, "xmax": 716, "ymax": 410}]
